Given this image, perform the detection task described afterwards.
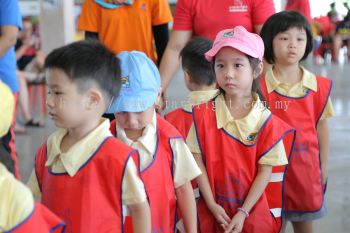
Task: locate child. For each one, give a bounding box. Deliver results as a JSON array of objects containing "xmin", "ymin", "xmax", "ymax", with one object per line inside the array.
[
  {"xmin": 260, "ymin": 11, "xmax": 334, "ymax": 233},
  {"xmin": 27, "ymin": 40, "xmax": 151, "ymax": 233},
  {"xmin": 165, "ymin": 36, "xmax": 219, "ymax": 137},
  {"xmin": 186, "ymin": 26, "xmax": 296, "ymax": 233},
  {"xmin": 107, "ymin": 51, "xmax": 201, "ymax": 233},
  {"xmin": 0, "ymin": 81, "xmax": 65, "ymax": 233}
]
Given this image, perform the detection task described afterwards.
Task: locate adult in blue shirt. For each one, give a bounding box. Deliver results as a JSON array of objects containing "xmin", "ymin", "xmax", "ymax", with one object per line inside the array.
[{"xmin": 0, "ymin": 0, "xmax": 22, "ymax": 178}]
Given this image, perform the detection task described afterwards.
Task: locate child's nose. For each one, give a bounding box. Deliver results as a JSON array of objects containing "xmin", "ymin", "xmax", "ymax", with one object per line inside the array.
[{"xmin": 46, "ymin": 95, "xmax": 55, "ymax": 108}]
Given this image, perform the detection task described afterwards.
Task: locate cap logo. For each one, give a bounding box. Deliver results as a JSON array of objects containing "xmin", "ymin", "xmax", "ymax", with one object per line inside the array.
[
  {"xmin": 121, "ymin": 76, "xmax": 130, "ymax": 88},
  {"xmin": 223, "ymin": 31, "xmax": 234, "ymax": 38}
]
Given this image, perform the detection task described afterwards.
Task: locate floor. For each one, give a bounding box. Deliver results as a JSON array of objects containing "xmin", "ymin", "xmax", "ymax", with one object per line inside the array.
[{"xmin": 15, "ymin": 60, "xmax": 350, "ymax": 233}]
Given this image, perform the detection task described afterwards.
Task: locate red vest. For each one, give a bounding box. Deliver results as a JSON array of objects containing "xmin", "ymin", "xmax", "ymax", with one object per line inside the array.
[
  {"xmin": 260, "ymin": 75, "xmax": 332, "ymax": 213},
  {"xmin": 35, "ymin": 137, "xmax": 137, "ymax": 233},
  {"xmin": 110, "ymin": 115, "xmax": 182, "ymax": 233},
  {"xmin": 165, "ymin": 108, "xmax": 193, "ymax": 138},
  {"xmin": 8, "ymin": 203, "xmax": 65, "ymax": 233},
  {"xmin": 193, "ymin": 100, "xmax": 295, "ymax": 233}
]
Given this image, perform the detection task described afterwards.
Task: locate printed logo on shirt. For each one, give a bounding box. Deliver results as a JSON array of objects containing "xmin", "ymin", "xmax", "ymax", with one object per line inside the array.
[
  {"xmin": 121, "ymin": 76, "xmax": 130, "ymax": 88},
  {"xmin": 229, "ymin": 0, "xmax": 248, "ymax": 13}
]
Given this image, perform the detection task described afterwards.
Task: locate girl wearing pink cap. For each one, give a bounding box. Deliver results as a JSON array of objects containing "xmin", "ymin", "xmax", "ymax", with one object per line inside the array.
[
  {"xmin": 260, "ymin": 11, "xmax": 334, "ymax": 233},
  {"xmin": 186, "ymin": 26, "xmax": 295, "ymax": 233}
]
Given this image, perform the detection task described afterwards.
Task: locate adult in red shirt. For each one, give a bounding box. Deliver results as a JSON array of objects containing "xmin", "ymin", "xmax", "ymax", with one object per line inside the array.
[
  {"xmin": 159, "ymin": 0, "xmax": 275, "ymax": 94},
  {"xmin": 285, "ymin": 0, "xmax": 311, "ymax": 22}
]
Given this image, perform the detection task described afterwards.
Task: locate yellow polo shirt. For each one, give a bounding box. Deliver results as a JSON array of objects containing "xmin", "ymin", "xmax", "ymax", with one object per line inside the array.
[
  {"xmin": 265, "ymin": 67, "xmax": 335, "ymax": 120},
  {"xmin": 0, "ymin": 163, "xmax": 34, "ymax": 232},
  {"xmin": 27, "ymin": 118, "xmax": 146, "ymax": 205},
  {"xmin": 182, "ymin": 89, "xmax": 220, "ymax": 112},
  {"xmin": 0, "ymin": 81, "xmax": 15, "ymax": 138},
  {"xmin": 186, "ymin": 93, "xmax": 288, "ymax": 166},
  {"xmin": 116, "ymin": 110, "xmax": 202, "ymax": 188}
]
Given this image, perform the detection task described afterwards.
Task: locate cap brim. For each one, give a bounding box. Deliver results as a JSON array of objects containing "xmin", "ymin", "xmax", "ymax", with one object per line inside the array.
[
  {"xmin": 205, "ymin": 41, "xmax": 260, "ymax": 62},
  {"xmin": 106, "ymin": 92, "xmax": 157, "ymax": 113}
]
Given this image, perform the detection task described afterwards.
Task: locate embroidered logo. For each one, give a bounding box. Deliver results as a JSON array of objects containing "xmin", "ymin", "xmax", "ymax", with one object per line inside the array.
[
  {"xmin": 140, "ymin": 3, "xmax": 147, "ymax": 10},
  {"xmin": 229, "ymin": 0, "xmax": 248, "ymax": 13},
  {"xmin": 244, "ymin": 133, "xmax": 257, "ymax": 144},
  {"xmin": 121, "ymin": 76, "xmax": 130, "ymax": 88},
  {"xmin": 223, "ymin": 31, "xmax": 234, "ymax": 37}
]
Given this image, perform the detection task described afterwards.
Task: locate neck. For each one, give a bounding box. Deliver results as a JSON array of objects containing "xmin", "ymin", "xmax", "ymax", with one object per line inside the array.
[
  {"xmin": 61, "ymin": 118, "xmax": 101, "ymax": 152},
  {"xmin": 190, "ymin": 84, "xmax": 217, "ymax": 92},
  {"xmin": 125, "ymin": 128, "xmax": 144, "ymax": 141},
  {"xmin": 272, "ymin": 63, "xmax": 302, "ymax": 84},
  {"xmin": 224, "ymin": 92, "xmax": 254, "ymax": 118}
]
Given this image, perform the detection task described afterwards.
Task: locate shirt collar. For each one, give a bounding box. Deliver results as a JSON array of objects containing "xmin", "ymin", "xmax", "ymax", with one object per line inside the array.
[
  {"xmin": 265, "ymin": 66, "xmax": 317, "ymax": 93},
  {"xmin": 183, "ymin": 89, "xmax": 220, "ymax": 112},
  {"xmin": 116, "ymin": 111, "xmax": 157, "ymax": 155},
  {"xmin": 215, "ymin": 93, "xmax": 267, "ymax": 131},
  {"xmin": 46, "ymin": 118, "xmax": 112, "ymax": 177}
]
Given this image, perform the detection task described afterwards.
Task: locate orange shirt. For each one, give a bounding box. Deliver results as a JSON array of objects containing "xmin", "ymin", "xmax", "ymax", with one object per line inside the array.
[{"xmin": 78, "ymin": 0, "xmax": 172, "ymax": 63}]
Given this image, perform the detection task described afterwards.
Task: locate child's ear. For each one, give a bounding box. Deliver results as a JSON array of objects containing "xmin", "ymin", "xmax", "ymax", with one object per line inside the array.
[
  {"xmin": 184, "ymin": 71, "xmax": 193, "ymax": 83},
  {"xmin": 253, "ymin": 62, "xmax": 264, "ymax": 79},
  {"xmin": 86, "ymin": 89, "xmax": 102, "ymax": 109}
]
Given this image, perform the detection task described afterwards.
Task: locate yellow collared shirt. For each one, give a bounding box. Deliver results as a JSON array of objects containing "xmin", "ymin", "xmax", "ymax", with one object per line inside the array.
[
  {"xmin": 265, "ymin": 67, "xmax": 335, "ymax": 120},
  {"xmin": 187, "ymin": 93, "xmax": 288, "ymax": 166},
  {"xmin": 116, "ymin": 111, "xmax": 202, "ymax": 188},
  {"xmin": 183, "ymin": 89, "xmax": 220, "ymax": 112},
  {"xmin": 0, "ymin": 163, "xmax": 34, "ymax": 232},
  {"xmin": 0, "ymin": 81, "xmax": 15, "ymax": 138},
  {"xmin": 27, "ymin": 118, "xmax": 146, "ymax": 205}
]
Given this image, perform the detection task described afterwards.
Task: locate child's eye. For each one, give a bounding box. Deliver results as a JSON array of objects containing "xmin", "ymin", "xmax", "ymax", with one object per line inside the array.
[
  {"xmin": 280, "ymin": 37, "xmax": 288, "ymax": 40},
  {"xmin": 216, "ymin": 63, "xmax": 224, "ymax": 68},
  {"xmin": 297, "ymin": 38, "xmax": 305, "ymax": 41},
  {"xmin": 234, "ymin": 64, "xmax": 243, "ymax": 68}
]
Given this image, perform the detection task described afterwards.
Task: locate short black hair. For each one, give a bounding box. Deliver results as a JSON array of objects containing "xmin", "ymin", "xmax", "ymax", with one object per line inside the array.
[
  {"xmin": 260, "ymin": 11, "xmax": 313, "ymax": 64},
  {"xmin": 44, "ymin": 40, "xmax": 121, "ymax": 104},
  {"xmin": 179, "ymin": 37, "xmax": 215, "ymax": 86}
]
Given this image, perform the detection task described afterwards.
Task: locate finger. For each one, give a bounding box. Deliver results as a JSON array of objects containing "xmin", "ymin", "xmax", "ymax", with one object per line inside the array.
[
  {"xmin": 224, "ymin": 222, "xmax": 235, "ymax": 233},
  {"xmin": 218, "ymin": 215, "xmax": 229, "ymax": 226}
]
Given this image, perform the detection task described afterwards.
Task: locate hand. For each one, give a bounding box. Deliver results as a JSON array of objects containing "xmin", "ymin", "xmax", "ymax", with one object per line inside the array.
[
  {"xmin": 208, "ymin": 203, "xmax": 230, "ymax": 230},
  {"xmin": 155, "ymin": 90, "xmax": 167, "ymax": 115},
  {"xmin": 225, "ymin": 211, "xmax": 246, "ymax": 233}
]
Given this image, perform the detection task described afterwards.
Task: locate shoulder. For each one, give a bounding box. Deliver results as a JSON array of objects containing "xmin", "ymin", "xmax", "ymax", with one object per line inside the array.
[{"xmin": 157, "ymin": 115, "xmax": 182, "ymax": 138}]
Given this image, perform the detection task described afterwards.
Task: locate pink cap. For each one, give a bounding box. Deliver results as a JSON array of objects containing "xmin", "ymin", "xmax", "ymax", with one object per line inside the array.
[{"xmin": 205, "ymin": 26, "xmax": 264, "ymax": 62}]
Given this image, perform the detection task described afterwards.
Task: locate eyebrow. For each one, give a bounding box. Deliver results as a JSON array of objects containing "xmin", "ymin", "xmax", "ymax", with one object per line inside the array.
[
  {"xmin": 216, "ymin": 57, "xmax": 246, "ymax": 62},
  {"xmin": 46, "ymin": 84, "xmax": 61, "ymax": 88}
]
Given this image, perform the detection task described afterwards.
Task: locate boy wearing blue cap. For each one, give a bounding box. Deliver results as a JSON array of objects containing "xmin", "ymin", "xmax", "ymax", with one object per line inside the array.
[
  {"xmin": 27, "ymin": 40, "xmax": 151, "ymax": 233},
  {"xmin": 108, "ymin": 51, "xmax": 201, "ymax": 233}
]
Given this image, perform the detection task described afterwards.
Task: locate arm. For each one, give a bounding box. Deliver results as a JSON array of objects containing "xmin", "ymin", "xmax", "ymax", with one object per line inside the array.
[
  {"xmin": 193, "ymin": 153, "xmax": 230, "ymax": 227},
  {"xmin": 128, "ymin": 201, "xmax": 151, "ymax": 233},
  {"xmin": 159, "ymin": 30, "xmax": 192, "ymax": 91},
  {"xmin": 225, "ymin": 164, "xmax": 272, "ymax": 233},
  {"xmin": 176, "ymin": 182, "xmax": 197, "ymax": 233},
  {"xmin": 0, "ymin": 25, "xmax": 18, "ymax": 57},
  {"xmin": 152, "ymin": 23, "xmax": 169, "ymax": 66},
  {"xmin": 317, "ymin": 119, "xmax": 330, "ymax": 185}
]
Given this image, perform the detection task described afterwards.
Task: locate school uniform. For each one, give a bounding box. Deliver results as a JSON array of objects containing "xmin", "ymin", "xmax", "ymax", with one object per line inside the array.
[
  {"xmin": 111, "ymin": 111, "xmax": 202, "ymax": 233},
  {"xmin": 0, "ymin": 163, "xmax": 65, "ymax": 233},
  {"xmin": 186, "ymin": 93, "xmax": 295, "ymax": 233},
  {"xmin": 261, "ymin": 67, "xmax": 335, "ymax": 221},
  {"xmin": 27, "ymin": 119, "xmax": 146, "ymax": 233}
]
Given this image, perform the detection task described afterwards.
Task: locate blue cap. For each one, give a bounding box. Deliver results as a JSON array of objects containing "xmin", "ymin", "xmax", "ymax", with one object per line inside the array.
[{"xmin": 107, "ymin": 51, "xmax": 161, "ymax": 113}]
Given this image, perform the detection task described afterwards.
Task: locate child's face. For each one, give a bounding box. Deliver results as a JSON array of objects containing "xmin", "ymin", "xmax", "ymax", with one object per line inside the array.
[
  {"xmin": 214, "ymin": 47, "xmax": 254, "ymax": 97},
  {"xmin": 272, "ymin": 27, "xmax": 307, "ymax": 65},
  {"xmin": 46, "ymin": 68, "xmax": 91, "ymax": 128},
  {"xmin": 115, "ymin": 106, "xmax": 154, "ymax": 132}
]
